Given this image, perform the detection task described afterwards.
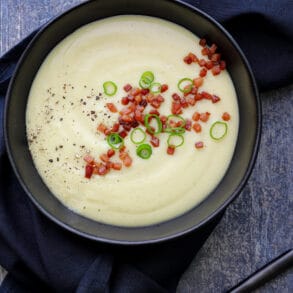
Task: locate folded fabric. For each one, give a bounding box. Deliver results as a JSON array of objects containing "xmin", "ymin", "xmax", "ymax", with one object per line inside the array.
[{"xmin": 0, "ymin": 1, "xmax": 292, "ymax": 292}]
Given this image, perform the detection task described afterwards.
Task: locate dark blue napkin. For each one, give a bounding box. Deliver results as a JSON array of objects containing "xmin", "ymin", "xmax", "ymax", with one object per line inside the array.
[{"xmin": 0, "ymin": 1, "xmax": 292, "ymax": 292}]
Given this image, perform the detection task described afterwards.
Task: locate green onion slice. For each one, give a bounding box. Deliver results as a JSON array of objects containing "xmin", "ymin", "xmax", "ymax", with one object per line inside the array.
[
  {"xmin": 150, "ymin": 82, "xmax": 161, "ymax": 93},
  {"xmin": 177, "ymin": 78, "xmax": 193, "ymax": 93},
  {"xmin": 141, "ymin": 71, "xmax": 154, "ymax": 83},
  {"xmin": 130, "ymin": 128, "xmax": 146, "ymax": 144},
  {"xmin": 144, "ymin": 114, "xmax": 162, "ymax": 135},
  {"xmin": 136, "ymin": 143, "xmax": 152, "ymax": 159},
  {"xmin": 210, "ymin": 121, "xmax": 228, "ymax": 140},
  {"xmin": 139, "ymin": 71, "xmax": 155, "ymax": 89},
  {"xmin": 107, "ymin": 133, "xmax": 124, "ymax": 149},
  {"xmin": 167, "ymin": 133, "xmax": 184, "ymax": 148},
  {"xmin": 103, "ymin": 81, "xmax": 117, "ymax": 96},
  {"xmin": 165, "ymin": 115, "xmax": 186, "ymax": 133},
  {"xmin": 139, "ymin": 78, "xmax": 151, "ymax": 89}
]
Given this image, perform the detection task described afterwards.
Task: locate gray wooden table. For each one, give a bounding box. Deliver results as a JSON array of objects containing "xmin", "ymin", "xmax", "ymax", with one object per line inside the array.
[{"xmin": 0, "ymin": 1, "xmax": 292, "ymax": 292}]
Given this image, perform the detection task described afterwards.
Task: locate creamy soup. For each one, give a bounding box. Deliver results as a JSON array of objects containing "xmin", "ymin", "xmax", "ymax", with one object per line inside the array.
[{"xmin": 26, "ymin": 15, "xmax": 239, "ymax": 227}]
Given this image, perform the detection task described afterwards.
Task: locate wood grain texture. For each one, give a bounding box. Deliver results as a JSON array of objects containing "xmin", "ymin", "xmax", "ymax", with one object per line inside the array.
[{"xmin": 0, "ymin": 1, "xmax": 292, "ymax": 292}]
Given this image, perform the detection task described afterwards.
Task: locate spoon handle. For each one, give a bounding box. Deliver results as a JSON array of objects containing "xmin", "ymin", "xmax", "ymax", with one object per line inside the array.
[{"xmin": 227, "ymin": 249, "xmax": 293, "ymax": 293}]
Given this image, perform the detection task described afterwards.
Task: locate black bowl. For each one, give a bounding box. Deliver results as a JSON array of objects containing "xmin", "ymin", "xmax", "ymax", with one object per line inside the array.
[{"xmin": 4, "ymin": 0, "xmax": 261, "ymax": 244}]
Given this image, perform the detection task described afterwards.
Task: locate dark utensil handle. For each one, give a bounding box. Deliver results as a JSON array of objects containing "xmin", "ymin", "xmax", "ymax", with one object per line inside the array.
[{"xmin": 227, "ymin": 249, "xmax": 293, "ymax": 293}]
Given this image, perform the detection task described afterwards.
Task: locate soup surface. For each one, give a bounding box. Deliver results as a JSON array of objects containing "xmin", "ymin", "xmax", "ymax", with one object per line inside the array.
[{"xmin": 26, "ymin": 15, "xmax": 239, "ymax": 227}]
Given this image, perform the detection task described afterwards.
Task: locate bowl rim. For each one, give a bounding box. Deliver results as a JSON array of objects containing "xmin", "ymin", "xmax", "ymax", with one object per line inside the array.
[{"xmin": 4, "ymin": 0, "xmax": 262, "ymax": 245}]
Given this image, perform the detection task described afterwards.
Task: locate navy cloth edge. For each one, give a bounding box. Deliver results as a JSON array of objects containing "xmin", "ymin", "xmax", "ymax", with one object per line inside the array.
[{"xmin": 1, "ymin": 0, "xmax": 293, "ymax": 292}]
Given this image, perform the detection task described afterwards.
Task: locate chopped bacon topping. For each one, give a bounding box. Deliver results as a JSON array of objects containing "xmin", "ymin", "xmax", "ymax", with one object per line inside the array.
[{"xmin": 222, "ymin": 112, "xmax": 231, "ymax": 121}]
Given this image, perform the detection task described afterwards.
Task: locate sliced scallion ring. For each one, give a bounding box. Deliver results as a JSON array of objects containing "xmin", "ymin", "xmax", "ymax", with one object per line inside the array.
[
  {"xmin": 107, "ymin": 133, "xmax": 124, "ymax": 149},
  {"xmin": 150, "ymin": 82, "xmax": 161, "ymax": 93},
  {"xmin": 177, "ymin": 78, "xmax": 193, "ymax": 93},
  {"xmin": 167, "ymin": 133, "xmax": 184, "ymax": 148},
  {"xmin": 139, "ymin": 78, "xmax": 151, "ymax": 89},
  {"xmin": 136, "ymin": 143, "xmax": 152, "ymax": 159},
  {"xmin": 144, "ymin": 114, "xmax": 162, "ymax": 135},
  {"xmin": 210, "ymin": 121, "xmax": 228, "ymax": 140},
  {"xmin": 130, "ymin": 128, "xmax": 146, "ymax": 144},
  {"xmin": 139, "ymin": 71, "xmax": 155, "ymax": 89},
  {"xmin": 141, "ymin": 71, "xmax": 154, "ymax": 83},
  {"xmin": 103, "ymin": 81, "xmax": 117, "ymax": 96}
]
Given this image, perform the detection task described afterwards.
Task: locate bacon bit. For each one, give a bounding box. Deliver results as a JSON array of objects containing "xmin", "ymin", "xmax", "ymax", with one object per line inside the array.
[
  {"xmin": 112, "ymin": 162, "xmax": 122, "ymax": 170},
  {"xmin": 141, "ymin": 88, "xmax": 150, "ymax": 96},
  {"xmin": 171, "ymin": 101, "xmax": 182, "ymax": 115},
  {"xmin": 199, "ymin": 68, "xmax": 207, "ymax": 77},
  {"xmin": 209, "ymin": 44, "xmax": 217, "ymax": 54},
  {"xmin": 205, "ymin": 60, "xmax": 213, "ymax": 70},
  {"xmin": 211, "ymin": 53, "xmax": 221, "ymax": 62},
  {"xmin": 193, "ymin": 77, "xmax": 204, "ymax": 88},
  {"xmin": 212, "ymin": 65, "xmax": 221, "ymax": 76},
  {"xmin": 131, "ymin": 121, "xmax": 139, "ymax": 128},
  {"xmin": 122, "ymin": 124, "xmax": 132, "ymax": 131},
  {"xmin": 149, "ymin": 109, "xmax": 160, "ymax": 116},
  {"xmin": 150, "ymin": 99, "xmax": 161, "ymax": 109},
  {"xmin": 195, "ymin": 141, "xmax": 204, "ymax": 149},
  {"xmin": 97, "ymin": 123, "xmax": 107, "ymax": 133},
  {"xmin": 150, "ymin": 136, "xmax": 160, "ymax": 147},
  {"xmin": 139, "ymin": 99, "xmax": 148, "ymax": 107},
  {"xmin": 106, "ymin": 103, "xmax": 118, "ymax": 113},
  {"xmin": 127, "ymin": 95, "xmax": 134, "ymax": 102},
  {"xmin": 183, "ymin": 55, "xmax": 193, "ymax": 64},
  {"xmin": 180, "ymin": 97, "xmax": 189, "ymax": 108},
  {"xmin": 135, "ymin": 105, "xmax": 145, "ymax": 115},
  {"xmin": 167, "ymin": 145, "xmax": 175, "ymax": 155},
  {"xmin": 85, "ymin": 165, "xmax": 93, "ymax": 179},
  {"xmin": 134, "ymin": 94, "xmax": 142, "ymax": 104},
  {"xmin": 122, "ymin": 155, "xmax": 132, "ymax": 167},
  {"xmin": 202, "ymin": 91, "xmax": 212, "ymax": 100},
  {"xmin": 131, "ymin": 88, "xmax": 141, "ymax": 96},
  {"xmin": 121, "ymin": 115, "xmax": 133, "ymax": 123},
  {"xmin": 192, "ymin": 122, "xmax": 202, "ymax": 133},
  {"xmin": 107, "ymin": 149, "xmax": 115, "ymax": 158},
  {"xmin": 222, "ymin": 112, "xmax": 231, "ymax": 121},
  {"xmin": 192, "ymin": 112, "xmax": 200, "ymax": 121},
  {"xmin": 160, "ymin": 115, "xmax": 167, "ymax": 124},
  {"xmin": 134, "ymin": 109, "xmax": 143, "ymax": 122},
  {"xmin": 211, "ymin": 95, "xmax": 221, "ymax": 103},
  {"xmin": 194, "ymin": 93, "xmax": 203, "ymax": 101},
  {"xmin": 161, "ymin": 84, "xmax": 169, "ymax": 93},
  {"xmin": 111, "ymin": 123, "xmax": 120, "ymax": 133},
  {"xmin": 172, "ymin": 93, "xmax": 181, "ymax": 101},
  {"xmin": 84, "ymin": 155, "xmax": 94, "ymax": 164},
  {"xmin": 199, "ymin": 112, "xmax": 210, "ymax": 122},
  {"xmin": 157, "ymin": 95, "xmax": 164, "ymax": 103},
  {"xmin": 121, "ymin": 96, "xmax": 129, "ymax": 105},
  {"xmin": 100, "ymin": 154, "xmax": 109, "ymax": 162},
  {"xmin": 198, "ymin": 59, "xmax": 206, "ymax": 67},
  {"xmin": 119, "ymin": 107, "xmax": 132, "ymax": 115},
  {"xmin": 189, "ymin": 52, "xmax": 198, "ymax": 62},
  {"xmin": 119, "ymin": 130, "xmax": 128, "ymax": 138},
  {"xmin": 185, "ymin": 119, "xmax": 192, "ymax": 131},
  {"xmin": 104, "ymin": 128, "xmax": 111, "ymax": 136},
  {"xmin": 199, "ymin": 38, "xmax": 207, "ymax": 47},
  {"xmin": 123, "ymin": 84, "xmax": 132, "ymax": 92},
  {"xmin": 220, "ymin": 60, "xmax": 226, "ymax": 70},
  {"xmin": 146, "ymin": 93, "xmax": 154, "ymax": 103},
  {"xmin": 128, "ymin": 103, "xmax": 136, "ymax": 112},
  {"xmin": 186, "ymin": 96, "xmax": 196, "ymax": 106},
  {"xmin": 191, "ymin": 87, "xmax": 198, "ymax": 95},
  {"xmin": 97, "ymin": 164, "xmax": 108, "ymax": 175},
  {"xmin": 201, "ymin": 47, "xmax": 209, "ymax": 56}
]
